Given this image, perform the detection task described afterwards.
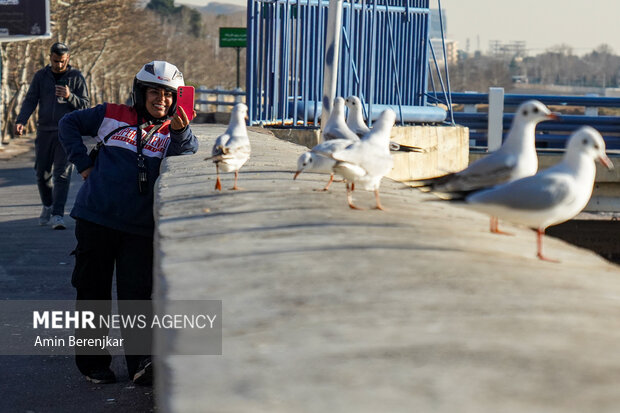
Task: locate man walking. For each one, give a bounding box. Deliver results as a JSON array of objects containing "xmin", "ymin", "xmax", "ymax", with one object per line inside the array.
[{"xmin": 14, "ymin": 42, "xmax": 90, "ymax": 229}]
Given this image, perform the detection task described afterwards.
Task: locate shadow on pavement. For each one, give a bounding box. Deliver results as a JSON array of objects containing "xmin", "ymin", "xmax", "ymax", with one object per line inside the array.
[
  {"xmin": 0, "ymin": 155, "xmax": 155, "ymax": 412},
  {"xmin": 0, "ymin": 165, "xmax": 36, "ymax": 189}
]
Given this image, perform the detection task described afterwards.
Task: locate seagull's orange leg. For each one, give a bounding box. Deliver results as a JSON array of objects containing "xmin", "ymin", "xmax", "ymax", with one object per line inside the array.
[
  {"xmin": 490, "ymin": 216, "xmax": 513, "ymax": 235},
  {"xmin": 231, "ymin": 170, "xmax": 242, "ymax": 190},
  {"xmin": 346, "ymin": 182, "xmax": 363, "ymax": 210},
  {"xmin": 315, "ymin": 173, "xmax": 335, "ymax": 192},
  {"xmin": 536, "ymin": 228, "xmax": 559, "ymax": 263},
  {"xmin": 373, "ymin": 189, "xmax": 387, "ymax": 211},
  {"xmin": 215, "ymin": 165, "xmax": 222, "ymax": 191}
]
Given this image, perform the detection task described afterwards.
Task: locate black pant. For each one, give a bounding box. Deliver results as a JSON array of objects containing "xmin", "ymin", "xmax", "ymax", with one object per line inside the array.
[
  {"xmin": 34, "ymin": 130, "xmax": 73, "ymax": 216},
  {"xmin": 71, "ymin": 219, "xmax": 153, "ymax": 378}
]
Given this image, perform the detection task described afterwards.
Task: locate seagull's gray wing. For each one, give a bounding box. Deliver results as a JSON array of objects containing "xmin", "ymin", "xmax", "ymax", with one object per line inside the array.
[
  {"xmin": 311, "ymin": 139, "xmax": 353, "ymax": 154},
  {"xmin": 438, "ymin": 152, "xmax": 518, "ymax": 192},
  {"xmin": 461, "ymin": 152, "xmax": 517, "ymax": 181},
  {"xmin": 467, "ymin": 174, "xmax": 574, "ymax": 210}
]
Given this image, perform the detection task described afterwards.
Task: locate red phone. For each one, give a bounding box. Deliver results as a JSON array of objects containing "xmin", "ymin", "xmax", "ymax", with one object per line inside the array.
[{"xmin": 177, "ymin": 86, "xmax": 195, "ymax": 121}]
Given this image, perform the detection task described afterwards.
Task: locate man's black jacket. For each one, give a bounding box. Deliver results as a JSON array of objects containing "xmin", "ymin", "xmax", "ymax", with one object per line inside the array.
[{"xmin": 16, "ymin": 64, "xmax": 90, "ymax": 132}]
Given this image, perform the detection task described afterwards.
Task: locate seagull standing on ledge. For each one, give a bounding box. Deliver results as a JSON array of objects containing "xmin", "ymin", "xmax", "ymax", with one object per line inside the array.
[
  {"xmin": 464, "ymin": 126, "xmax": 613, "ymax": 262},
  {"xmin": 344, "ymin": 95, "xmax": 424, "ymax": 153},
  {"xmin": 322, "ymin": 97, "xmax": 360, "ymax": 142},
  {"xmin": 344, "ymin": 95, "xmax": 371, "ymax": 137},
  {"xmin": 412, "ymin": 100, "xmax": 559, "ymax": 233},
  {"xmin": 327, "ymin": 109, "xmax": 396, "ymax": 210},
  {"xmin": 206, "ymin": 103, "xmax": 251, "ymax": 191}
]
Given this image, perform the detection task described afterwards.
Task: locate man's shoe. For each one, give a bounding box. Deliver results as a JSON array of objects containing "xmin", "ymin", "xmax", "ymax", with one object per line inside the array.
[
  {"xmin": 51, "ymin": 215, "xmax": 66, "ymax": 230},
  {"xmin": 132, "ymin": 357, "xmax": 153, "ymax": 386},
  {"xmin": 39, "ymin": 206, "xmax": 52, "ymax": 225},
  {"xmin": 85, "ymin": 368, "xmax": 116, "ymax": 384}
]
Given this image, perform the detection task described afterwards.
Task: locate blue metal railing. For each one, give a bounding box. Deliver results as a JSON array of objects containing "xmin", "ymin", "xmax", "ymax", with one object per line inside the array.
[
  {"xmin": 194, "ymin": 87, "xmax": 246, "ymax": 109},
  {"xmin": 449, "ymin": 93, "xmax": 620, "ymax": 108},
  {"xmin": 438, "ymin": 92, "xmax": 620, "ymax": 150},
  {"xmin": 246, "ymin": 0, "xmax": 447, "ymax": 127}
]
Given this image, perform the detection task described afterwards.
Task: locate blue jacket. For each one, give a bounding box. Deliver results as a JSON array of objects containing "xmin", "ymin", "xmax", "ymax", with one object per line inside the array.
[
  {"xmin": 59, "ymin": 103, "xmax": 199, "ymax": 236},
  {"xmin": 16, "ymin": 65, "xmax": 90, "ymax": 131}
]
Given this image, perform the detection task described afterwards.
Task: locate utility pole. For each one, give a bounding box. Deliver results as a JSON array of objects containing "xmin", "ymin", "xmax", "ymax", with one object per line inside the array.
[{"xmin": 236, "ymin": 47, "xmax": 241, "ymax": 89}]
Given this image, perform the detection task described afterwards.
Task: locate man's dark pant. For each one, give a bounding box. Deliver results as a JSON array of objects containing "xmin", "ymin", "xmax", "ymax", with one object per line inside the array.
[
  {"xmin": 34, "ymin": 129, "xmax": 73, "ymax": 216},
  {"xmin": 71, "ymin": 219, "xmax": 153, "ymax": 378}
]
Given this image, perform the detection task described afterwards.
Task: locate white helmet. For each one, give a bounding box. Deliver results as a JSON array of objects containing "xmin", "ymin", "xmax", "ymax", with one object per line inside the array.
[{"xmin": 132, "ymin": 60, "xmax": 184, "ymax": 118}]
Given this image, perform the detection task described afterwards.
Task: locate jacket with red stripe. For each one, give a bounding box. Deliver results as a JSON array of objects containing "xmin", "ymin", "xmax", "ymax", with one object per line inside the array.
[{"xmin": 59, "ymin": 103, "xmax": 198, "ymax": 236}]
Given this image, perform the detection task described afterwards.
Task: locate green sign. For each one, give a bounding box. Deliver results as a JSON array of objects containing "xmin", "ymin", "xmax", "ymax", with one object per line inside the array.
[{"xmin": 219, "ymin": 27, "xmax": 247, "ymax": 48}]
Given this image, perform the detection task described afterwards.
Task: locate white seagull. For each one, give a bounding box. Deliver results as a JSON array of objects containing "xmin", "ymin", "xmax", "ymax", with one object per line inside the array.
[
  {"xmin": 322, "ymin": 97, "xmax": 360, "ymax": 142},
  {"xmin": 345, "ymin": 95, "xmax": 423, "ymax": 153},
  {"xmin": 344, "ymin": 95, "xmax": 371, "ymax": 137},
  {"xmin": 294, "ymin": 139, "xmax": 352, "ymax": 191},
  {"xmin": 413, "ymin": 100, "xmax": 559, "ymax": 233},
  {"xmin": 206, "ymin": 103, "xmax": 251, "ymax": 190},
  {"xmin": 325, "ymin": 109, "xmax": 396, "ymax": 210},
  {"xmin": 294, "ymin": 97, "xmax": 358, "ymax": 191},
  {"xmin": 464, "ymin": 126, "xmax": 613, "ymax": 262}
]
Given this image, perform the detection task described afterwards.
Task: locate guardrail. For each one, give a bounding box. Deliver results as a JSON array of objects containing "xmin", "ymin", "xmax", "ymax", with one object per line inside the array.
[
  {"xmin": 194, "ymin": 87, "xmax": 246, "ymax": 112},
  {"xmin": 247, "ymin": 0, "xmax": 442, "ymax": 127},
  {"xmin": 431, "ymin": 88, "xmax": 620, "ymax": 150}
]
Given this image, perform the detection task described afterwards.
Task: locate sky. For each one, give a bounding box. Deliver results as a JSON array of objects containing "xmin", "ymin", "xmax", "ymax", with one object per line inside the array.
[
  {"xmin": 177, "ymin": 0, "xmax": 245, "ymax": 7},
  {"xmin": 437, "ymin": 0, "xmax": 620, "ymax": 55},
  {"xmin": 177, "ymin": 0, "xmax": 620, "ymax": 56}
]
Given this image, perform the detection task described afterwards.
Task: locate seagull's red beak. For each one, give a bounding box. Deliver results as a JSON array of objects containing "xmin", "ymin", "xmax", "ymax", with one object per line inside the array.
[
  {"xmin": 598, "ymin": 154, "xmax": 614, "ymax": 170},
  {"xmin": 293, "ymin": 171, "xmax": 301, "ymax": 180},
  {"xmin": 546, "ymin": 112, "xmax": 561, "ymax": 121}
]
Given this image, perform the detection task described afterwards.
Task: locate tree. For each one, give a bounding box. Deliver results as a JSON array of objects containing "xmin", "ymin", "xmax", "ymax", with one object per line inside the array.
[
  {"xmin": 147, "ymin": 0, "xmax": 204, "ymax": 38},
  {"xmin": 147, "ymin": 0, "xmax": 176, "ymax": 14},
  {"xmin": 2, "ymin": 0, "xmax": 247, "ymax": 142}
]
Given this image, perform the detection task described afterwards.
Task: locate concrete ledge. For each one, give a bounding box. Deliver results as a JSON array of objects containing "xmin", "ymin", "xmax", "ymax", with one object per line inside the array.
[
  {"xmin": 269, "ymin": 127, "xmax": 321, "ymax": 148},
  {"xmin": 155, "ymin": 125, "xmax": 620, "ymax": 413},
  {"xmin": 269, "ymin": 125, "xmax": 470, "ymax": 182},
  {"xmin": 388, "ymin": 125, "xmax": 469, "ymax": 181}
]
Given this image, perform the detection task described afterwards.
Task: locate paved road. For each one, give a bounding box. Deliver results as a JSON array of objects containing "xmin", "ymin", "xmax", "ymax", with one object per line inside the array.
[{"xmin": 0, "ymin": 141, "xmax": 154, "ymax": 412}]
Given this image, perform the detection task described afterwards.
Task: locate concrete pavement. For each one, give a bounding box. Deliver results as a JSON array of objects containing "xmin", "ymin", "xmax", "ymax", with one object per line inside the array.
[
  {"xmin": 0, "ymin": 139, "xmax": 155, "ymax": 413},
  {"xmin": 155, "ymin": 125, "xmax": 620, "ymax": 413}
]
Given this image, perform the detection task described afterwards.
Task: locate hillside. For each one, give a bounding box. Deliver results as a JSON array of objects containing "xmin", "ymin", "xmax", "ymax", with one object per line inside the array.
[{"xmin": 197, "ymin": 2, "xmax": 245, "ymax": 15}]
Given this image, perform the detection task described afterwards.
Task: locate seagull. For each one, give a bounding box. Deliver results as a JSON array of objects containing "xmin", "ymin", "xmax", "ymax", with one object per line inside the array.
[
  {"xmin": 324, "ymin": 109, "xmax": 396, "ymax": 210},
  {"xmin": 345, "ymin": 95, "xmax": 424, "ymax": 153},
  {"xmin": 464, "ymin": 126, "xmax": 613, "ymax": 262},
  {"xmin": 344, "ymin": 95, "xmax": 371, "ymax": 137},
  {"xmin": 294, "ymin": 139, "xmax": 353, "ymax": 191},
  {"xmin": 206, "ymin": 103, "xmax": 250, "ymax": 191},
  {"xmin": 293, "ymin": 97, "xmax": 357, "ymax": 191},
  {"xmin": 322, "ymin": 97, "xmax": 360, "ymax": 142},
  {"xmin": 411, "ymin": 100, "xmax": 559, "ymax": 233}
]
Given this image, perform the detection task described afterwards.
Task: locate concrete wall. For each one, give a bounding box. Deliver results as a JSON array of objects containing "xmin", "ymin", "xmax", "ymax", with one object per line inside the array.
[
  {"xmin": 269, "ymin": 125, "xmax": 470, "ymax": 182},
  {"xmin": 387, "ymin": 125, "xmax": 469, "ymax": 181},
  {"xmin": 269, "ymin": 127, "xmax": 322, "ymax": 149}
]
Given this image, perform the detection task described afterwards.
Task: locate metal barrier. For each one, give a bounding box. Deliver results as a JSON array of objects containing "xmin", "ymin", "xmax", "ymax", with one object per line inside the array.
[
  {"xmin": 431, "ymin": 89, "xmax": 620, "ymax": 150},
  {"xmin": 246, "ymin": 0, "xmax": 448, "ymax": 127},
  {"xmin": 195, "ymin": 87, "xmax": 246, "ymax": 112}
]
